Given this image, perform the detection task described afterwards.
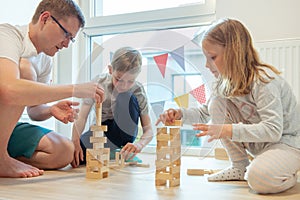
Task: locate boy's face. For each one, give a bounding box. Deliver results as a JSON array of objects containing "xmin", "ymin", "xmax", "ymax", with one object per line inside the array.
[{"xmin": 110, "ymin": 70, "xmax": 138, "ymax": 93}]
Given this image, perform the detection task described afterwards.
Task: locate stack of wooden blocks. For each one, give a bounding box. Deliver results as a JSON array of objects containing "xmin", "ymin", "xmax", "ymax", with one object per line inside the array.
[
  {"xmin": 155, "ymin": 120, "xmax": 182, "ymax": 187},
  {"xmin": 86, "ymin": 103, "xmax": 110, "ymax": 179}
]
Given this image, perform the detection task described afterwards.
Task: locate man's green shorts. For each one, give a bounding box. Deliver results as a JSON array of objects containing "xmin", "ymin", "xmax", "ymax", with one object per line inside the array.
[{"xmin": 8, "ymin": 122, "xmax": 52, "ymax": 158}]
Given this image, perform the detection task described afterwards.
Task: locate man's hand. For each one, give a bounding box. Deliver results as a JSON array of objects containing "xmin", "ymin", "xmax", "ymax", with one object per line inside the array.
[
  {"xmin": 73, "ymin": 82, "xmax": 105, "ymax": 104},
  {"xmin": 50, "ymin": 100, "xmax": 80, "ymax": 124}
]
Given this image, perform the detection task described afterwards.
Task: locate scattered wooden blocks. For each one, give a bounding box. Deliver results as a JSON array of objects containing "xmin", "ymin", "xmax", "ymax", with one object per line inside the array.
[
  {"xmin": 109, "ymin": 152, "xmax": 125, "ymax": 169},
  {"xmin": 125, "ymin": 162, "xmax": 150, "ymax": 168},
  {"xmin": 109, "ymin": 151, "xmax": 150, "ymax": 169}
]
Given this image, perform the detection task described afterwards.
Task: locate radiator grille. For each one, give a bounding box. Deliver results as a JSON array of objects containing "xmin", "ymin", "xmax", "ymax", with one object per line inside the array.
[{"xmin": 255, "ymin": 39, "xmax": 300, "ymax": 102}]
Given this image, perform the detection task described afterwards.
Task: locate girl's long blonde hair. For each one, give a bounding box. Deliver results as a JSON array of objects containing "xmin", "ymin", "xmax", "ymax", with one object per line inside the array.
[{"xmin": 202, "ymin": 18, "xmax": 280, "ymax": 97}]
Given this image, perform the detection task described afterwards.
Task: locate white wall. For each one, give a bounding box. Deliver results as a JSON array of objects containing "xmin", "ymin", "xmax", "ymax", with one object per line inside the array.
[
  {"xmin": 0, "ymin": 0, "xmax": 57, "ymax": 131},
  {"xmin": 216, "ymin": 0, "xmax": 300, "ymax": 42},
  {"xmin": 0, "ymin": 0, "xmax": 41, "ymax": 24}
]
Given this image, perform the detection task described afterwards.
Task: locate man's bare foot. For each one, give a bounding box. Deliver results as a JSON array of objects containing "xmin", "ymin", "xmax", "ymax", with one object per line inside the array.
[{"xmin": 0, "ymin": 155, "xmax": 44, "ymax": 178}]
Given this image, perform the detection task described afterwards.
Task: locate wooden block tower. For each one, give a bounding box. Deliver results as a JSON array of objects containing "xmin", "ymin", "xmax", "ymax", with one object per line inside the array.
[
  {"xmin": 86, "ymin": 103, "xmax": 110, "ymax": 179},
  {"xmin": 155, "ymin": 120, "xmax": 182, "ymax": 187}
]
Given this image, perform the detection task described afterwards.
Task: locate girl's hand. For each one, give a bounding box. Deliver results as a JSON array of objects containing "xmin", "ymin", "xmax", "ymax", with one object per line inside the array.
[
  {"xmin": 193, "ymin": 124, "xmax": 232, "ymax": 142},
  {"xmin": 155, "ymin": 108, "xmax": 182, "ymax": 125}
]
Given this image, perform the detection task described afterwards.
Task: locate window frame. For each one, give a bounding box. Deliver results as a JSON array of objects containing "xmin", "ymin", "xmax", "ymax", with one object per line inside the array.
[
  {"xmin": 81, "ymin": 0, "xmax": 216, "ymax": 36},
  {"xmin": 75, "ymin": 0, "xmax": 217, "ymax": 154}
]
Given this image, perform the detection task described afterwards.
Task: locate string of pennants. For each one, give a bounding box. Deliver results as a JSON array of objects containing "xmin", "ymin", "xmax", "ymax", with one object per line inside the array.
[
  {"xmin": 151, "ymin": 84, "xmax": 206, "ymax": 118},
  {"xmin": 91, "ymin": 31, "xmax": 207, "ymax": 118},
  {"xmin": 151, "ymin": 38, "xmax": 206, "ymax": 117}
]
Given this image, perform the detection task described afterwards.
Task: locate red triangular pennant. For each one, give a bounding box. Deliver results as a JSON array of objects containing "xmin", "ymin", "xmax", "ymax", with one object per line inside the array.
[
  {"xmin": 190, "ymin": 84, "xmax": 206, "ymax": 104},
  {"xmin": 153, "ymin": 53, "xmax": 168, "ymax": 78}
]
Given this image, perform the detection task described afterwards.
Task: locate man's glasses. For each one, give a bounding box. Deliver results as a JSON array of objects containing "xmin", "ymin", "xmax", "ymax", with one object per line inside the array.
[{"xmin": 50, "ymin": 15, "xmax": 75, "ymax": 43}]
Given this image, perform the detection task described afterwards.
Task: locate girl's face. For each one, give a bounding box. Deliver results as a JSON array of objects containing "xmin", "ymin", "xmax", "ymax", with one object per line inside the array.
[
  {"xmin": 202, "ymin": 40, "xmax": 225, "ymax": 78},
  {"xmin": 109, "ymin": 67, "xmax": 137, "ymax": 93}
]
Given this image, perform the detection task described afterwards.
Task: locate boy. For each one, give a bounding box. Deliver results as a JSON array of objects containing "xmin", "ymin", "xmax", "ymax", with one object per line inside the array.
[{"xmin": 71, "ymin": 47, "xmax": 153, "ymax": 167}]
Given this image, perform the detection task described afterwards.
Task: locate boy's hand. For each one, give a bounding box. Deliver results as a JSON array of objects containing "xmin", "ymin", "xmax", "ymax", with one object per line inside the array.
[
  {"xmin": 71, "ymin": 138, "xmax": 84, "ymax": 168},
  {"xmin": 120, "ymin": 143, "xmax": 142, "ymax": 160}
]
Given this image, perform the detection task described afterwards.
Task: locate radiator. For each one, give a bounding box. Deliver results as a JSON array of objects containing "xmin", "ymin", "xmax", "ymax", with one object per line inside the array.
[{"xmin": 255, "ymin": 39, "xmax": 300, "ymax": 102}]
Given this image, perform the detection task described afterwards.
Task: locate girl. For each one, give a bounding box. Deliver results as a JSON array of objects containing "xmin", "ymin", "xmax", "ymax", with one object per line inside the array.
[{"xmin": 157, "ymin": 18, "xmax": 300, "ymax": 194}]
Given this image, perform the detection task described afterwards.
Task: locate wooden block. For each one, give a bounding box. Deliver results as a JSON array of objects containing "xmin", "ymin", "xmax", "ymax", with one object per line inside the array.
[
  {"xmin": 86, "ymin": 169, "xmax": 109, "ymax": 179},
  {"xmin": 214, "ymin": 148, "xmax": 229, "ymax": 160},
  {"xmin": 95, "ymin": 103, "xmax": 102, "ymax": 126},
  {"xmin": 171, "ymin": 158, "xmax": 181, "ymax": 166},
  {"xmin": 90, "ymin": 136, "xmax": 107, "ymax": 143},
  {"xmin": 120, "ymin": 154, "xmax": 125, "ymax": 167},
  {"xmin": 169, "ymin": 178, "xmax": 180, "ymax": 187},
  {"xmin": 155, "ymin": 179, "xmax": 167, "ymax": 186},
  {"xmin": 87, "ymin": 149, "xmax": 108, "ymax": 158},
  {"xmin": 88, "ymin": 159, "xmax": 102, "ymax": 166},
  {"xmin": 90, "ymin": 125, "xmax": 108, "ymax": 132},
  {"xmin": 187, "ymin": 169, "xmax": 220, "ymax": 176},
  {"xmin": 125, "ymin": 162, "xmax": 150, "ymax": 168},
  {"xmin": 157, "ymin": 134, "xmax": 172, "ymax": 141},
  {"xmin": 155, "ymin": 160, "xmax": 171, "ymax": 168},
  {"xmin": 169, "ymin": 165, "xmax": 180, "ymax": 174},
  {"xmin": 86, "ymin": 172, "xmax": 102, "ymax": 179},
  {"xmin": 156, "ymin": 172, "xmax": 173, "ymax": 180},
  {"xmin": 164, "ymin": 120, "xmax": 182, "ymax": 126},
  {"xmin": 169, "ymin": 127, "xmax": 180, "ymax": 135},
  {"xmin": 170, "ymin": 140, "xmax": 181, "ymax": 147},
  {"xmin": 156, "ymin": 148, "xmax": 170, "ymax": 160}
]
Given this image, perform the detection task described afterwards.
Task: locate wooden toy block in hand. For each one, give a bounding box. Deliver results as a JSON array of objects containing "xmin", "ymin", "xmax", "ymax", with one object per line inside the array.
[{"xmin": 164, "ymin": 120, "xmax": 182, "ymax": 126}]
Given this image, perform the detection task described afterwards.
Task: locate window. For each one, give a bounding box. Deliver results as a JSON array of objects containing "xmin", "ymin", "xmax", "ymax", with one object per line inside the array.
[
  {"xmin": 94, "ymin": 0, "xmax": 205, "ymax": 17},
  {"xmin": 79, "ymin": 0, "xmax": 216, "ymax": 153}
]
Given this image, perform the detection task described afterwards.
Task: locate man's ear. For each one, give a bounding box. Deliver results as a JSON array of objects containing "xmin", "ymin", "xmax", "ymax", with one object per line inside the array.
[
  {"xmin": 39, "ymin": 11, "xmax": 51, "ymax": 25},
  {"xmin": 108, "ymin": 65, "xmax": 113, "ymax": 74}
]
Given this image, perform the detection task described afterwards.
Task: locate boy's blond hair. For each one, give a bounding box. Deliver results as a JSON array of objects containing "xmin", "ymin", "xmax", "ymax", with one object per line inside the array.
[{"xmin": 111, "ymin": 47, "xmax": 142, "ymax": 74}]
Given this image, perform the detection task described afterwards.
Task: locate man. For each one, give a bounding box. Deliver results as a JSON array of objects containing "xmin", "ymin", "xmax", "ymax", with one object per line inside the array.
[{"xmin": 0, "ymin": 0, "xmax": 104, "ymax": 178}]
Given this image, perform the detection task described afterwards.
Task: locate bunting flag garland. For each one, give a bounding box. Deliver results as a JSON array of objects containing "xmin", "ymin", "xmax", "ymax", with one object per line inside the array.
[
  {"xmin": 174, "ymin": 93, "xmax": 189, "ymax": 108},
  {"xmin": 170, "ymin": 46, "xmax": 185, "ymax": 71},
  {"xmin": 153, "ymin": 53, "xmax": 168, "ymax": 78},
  {"xmin": 190, "ymin": 84, "xmax": 206, "ymax": 104},
  {"xmin": 150, "ymin": 101, "xmax": 165, "ymax": 118}
]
